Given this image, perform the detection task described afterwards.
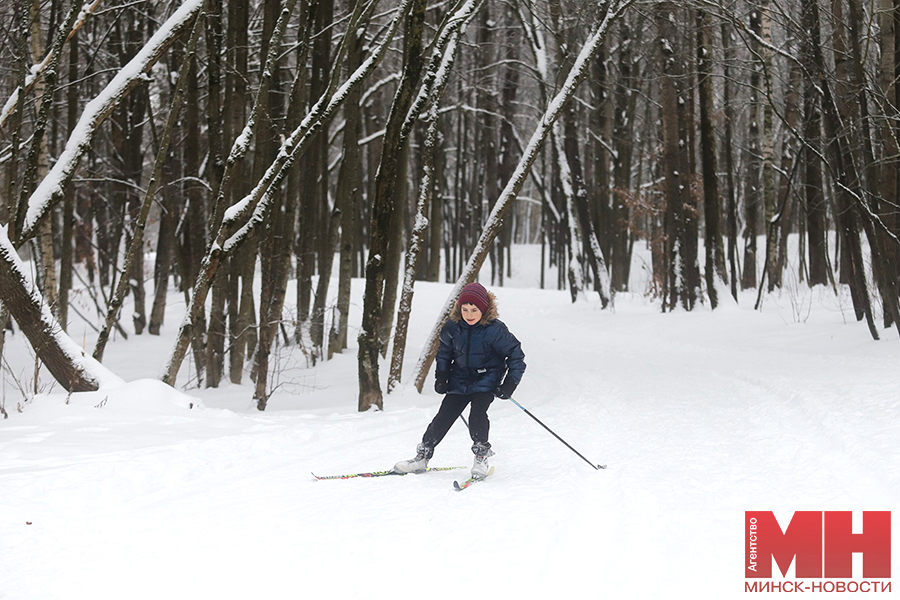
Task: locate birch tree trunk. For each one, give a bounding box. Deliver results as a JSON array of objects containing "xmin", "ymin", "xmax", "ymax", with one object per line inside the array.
[{"xmin": 29, "ymin": 0, "xmax": 60, "ymax": 319}]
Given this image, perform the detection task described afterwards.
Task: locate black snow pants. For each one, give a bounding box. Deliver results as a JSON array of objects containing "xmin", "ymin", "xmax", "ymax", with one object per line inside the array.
[{"xmin": 420, "ymin": 392, "xmax": 493, "ymax": 457}]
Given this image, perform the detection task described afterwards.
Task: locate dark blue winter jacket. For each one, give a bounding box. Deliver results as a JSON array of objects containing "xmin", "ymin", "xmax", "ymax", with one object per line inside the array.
[{"xmin": 436, "ymin": 318, "xmax": 526, "ymax": 396}]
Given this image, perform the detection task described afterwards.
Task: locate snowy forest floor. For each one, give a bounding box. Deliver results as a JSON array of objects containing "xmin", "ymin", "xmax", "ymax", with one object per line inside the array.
[{"xmin": 1, "ymin": 244, "xmax": 898, "ymax": 599}]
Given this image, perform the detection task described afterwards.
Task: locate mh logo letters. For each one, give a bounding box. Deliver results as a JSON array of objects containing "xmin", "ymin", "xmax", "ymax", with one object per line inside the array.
[{"xmin": 745, "ymin": 511, "xmax": 891, "ymax": 579}]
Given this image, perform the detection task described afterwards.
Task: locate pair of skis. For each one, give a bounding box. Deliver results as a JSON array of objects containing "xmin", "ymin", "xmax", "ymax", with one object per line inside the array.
[{"xmin": 312, "ymin": 465, "xmax": 493, "ymax": 490}]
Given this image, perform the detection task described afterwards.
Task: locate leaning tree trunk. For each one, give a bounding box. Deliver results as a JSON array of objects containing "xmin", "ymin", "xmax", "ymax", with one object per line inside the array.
[
  {"xmin": 252, "ymin": 0, "xmax": 296, "ymax": 410},
  {"xmin": 413, "ymin": 0, "xmax": 631, "ymax": 391},
  {"xmin": 0, "ymin": 227, "xmax": 120, "ymax": 392},
  {"xmin": 0, "ymin": 0, "xmax": 103, "ymax": 131}
]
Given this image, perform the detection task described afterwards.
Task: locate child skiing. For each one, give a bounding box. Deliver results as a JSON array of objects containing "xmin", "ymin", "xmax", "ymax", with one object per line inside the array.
[{"xmin": 394, "ymin": 282, "xmax": 526, "ymax": 479}]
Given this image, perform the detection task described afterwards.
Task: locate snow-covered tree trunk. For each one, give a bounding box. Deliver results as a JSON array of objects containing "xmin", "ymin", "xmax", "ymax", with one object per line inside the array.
[
  {"xmin": 413, "ymin": 0, "xmax": 632, "ymax": 391},
  {"xmin": 0, "ymin": 226, "xmax": 120, "ymax": 392},
  {"xmin": 358, "ymin": 0, "xmax": 426, "ymax": 412},
  {"xmin": 251, "ymin": 0, "xmax": 302, "ymax": 410},
  {"xmin": 656, "ymin": 1, "xmax": 699, "ymax": 311},
  {"xmin": 11, "ymin": 0, "xmax": 82, "ymax": 322},
  {"xmin": 386, "ymin": 0, "xmax": 481, "ymax": 394},
  {"xmin": 561, "ymin": 104, "xmax": 611, "ymax": 306},
  {"xmin": 0, "ymin": 0, "xmax": 201, "ymax": 394}
]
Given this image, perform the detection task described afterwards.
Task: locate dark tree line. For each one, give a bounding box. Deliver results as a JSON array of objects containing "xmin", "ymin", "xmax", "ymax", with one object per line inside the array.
[{"xmin": 0, "ymin": 0, "xmax": 897, "ymax": 409}]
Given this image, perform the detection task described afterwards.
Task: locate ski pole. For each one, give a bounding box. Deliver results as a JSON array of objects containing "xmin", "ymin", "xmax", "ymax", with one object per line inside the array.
[{"xmin": 508, "ymin": 397, "xmax": 606, "ymax": 470}]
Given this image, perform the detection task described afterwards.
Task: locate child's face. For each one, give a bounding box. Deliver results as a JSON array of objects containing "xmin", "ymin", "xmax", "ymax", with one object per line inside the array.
[{"xmin": 461, "ymin": 303, "xmax": 483, "ymax": 325}]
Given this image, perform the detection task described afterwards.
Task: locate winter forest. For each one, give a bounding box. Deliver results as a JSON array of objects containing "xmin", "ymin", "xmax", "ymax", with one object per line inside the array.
[{"xmin": 1, "ymin": 0, "xmax": 899, "ymax": 413}]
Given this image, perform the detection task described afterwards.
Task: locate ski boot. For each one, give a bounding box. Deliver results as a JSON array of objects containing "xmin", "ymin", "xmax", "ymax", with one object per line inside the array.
[
  {"xmin": 393, "ymin": 443, "xmax": 431, "ymax": 474},
  {"xmin": 471, "ymin": 442, "xmax": 495, "ymax": 479}
]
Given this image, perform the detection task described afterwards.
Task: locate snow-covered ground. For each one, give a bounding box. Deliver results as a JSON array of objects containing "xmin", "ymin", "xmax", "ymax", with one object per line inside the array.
[{"xmin": 1, "ymin": 245, "xmax": 898, "ymax": 599}]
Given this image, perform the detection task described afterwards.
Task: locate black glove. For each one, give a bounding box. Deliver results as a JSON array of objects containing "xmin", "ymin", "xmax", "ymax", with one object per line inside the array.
[
  {"xmin": 495, "ymin": 378, "xmax": 517, "ymax": 400},
  {"xmin": 434, "ymin": 372, "xmax": 449, "ymax": 395}
]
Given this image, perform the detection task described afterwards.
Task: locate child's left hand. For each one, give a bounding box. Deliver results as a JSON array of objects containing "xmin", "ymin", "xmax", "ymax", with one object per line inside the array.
[{"xmin": 495, "ymin": 379, "xmax": 517, "ymax": 399}]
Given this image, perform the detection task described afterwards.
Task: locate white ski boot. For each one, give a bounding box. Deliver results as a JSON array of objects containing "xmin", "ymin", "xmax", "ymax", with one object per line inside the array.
[
  {"xmin": 393, "ymin": 443, "xmax": 431, "ymax": 474},
  {"xmin": 471, "ymin": 443, "xmax": 495, "ymax": 479}
]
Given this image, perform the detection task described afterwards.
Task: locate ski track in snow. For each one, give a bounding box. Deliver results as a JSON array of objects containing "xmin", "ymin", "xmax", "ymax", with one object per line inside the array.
[{"xmin": 2, "ymin": 248, "xmax": 899, "ymax": 599}]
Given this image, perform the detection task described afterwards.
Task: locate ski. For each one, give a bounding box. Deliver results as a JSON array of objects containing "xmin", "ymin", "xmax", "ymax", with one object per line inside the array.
[
  {"xmin": 312, "ymin": 466, "xmax": 465, "ymax": 480},
  {"xmin": 453, "ymin": 466, "xmax": 495, "ymax": 491}
]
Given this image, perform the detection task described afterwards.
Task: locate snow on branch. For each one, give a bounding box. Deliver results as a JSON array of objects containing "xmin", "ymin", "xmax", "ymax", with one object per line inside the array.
[
  {"xmin": 0, "ymin": 0, "xmax": 104, "ymax": 131},
  {"xmin": 19, "ymin": 0, "xmax": 205, "ymax": 244},
  {"xmin": 220, "ymin": 0, "xmax": 412, "ymax": 251},
  {"xmin": 400, "ymin": 0, "xmax": 481, "ymax": 138},
  {"xmin": 161, "ymin": 0, "xmax": 413, "ymax": 387}
]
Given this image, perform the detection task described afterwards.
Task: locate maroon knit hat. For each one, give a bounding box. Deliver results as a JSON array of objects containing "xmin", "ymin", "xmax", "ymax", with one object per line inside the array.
[{"xmin": 458, "ymin": 282, "xmax": 490, "ymax": 313}]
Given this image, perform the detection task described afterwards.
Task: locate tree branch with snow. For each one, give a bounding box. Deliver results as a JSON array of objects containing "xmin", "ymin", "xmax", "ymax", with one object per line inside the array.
[{"xmin": 17, "ymin": 0, "xmax": 205, "ymax": 245}]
